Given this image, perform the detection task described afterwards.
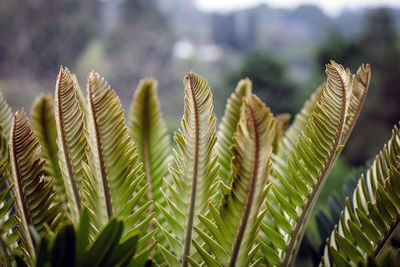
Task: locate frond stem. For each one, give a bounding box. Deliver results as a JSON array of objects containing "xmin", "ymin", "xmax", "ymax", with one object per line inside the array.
[
  {"xmin": 182, "ymin": 74, "xmax": 200, "ymax": 267},
  {"xmin": 142, "ymin": 89, "xmax": 153, "ymax": 208}
]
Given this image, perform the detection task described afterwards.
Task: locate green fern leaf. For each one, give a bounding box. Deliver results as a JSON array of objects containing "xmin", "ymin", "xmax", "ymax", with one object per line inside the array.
[
  {"xmin": 269, "ymin": 84, "xmax": 323, "ymax": 191},
  {"xmin": 261, "ymin": 61, "xmax": 358, "ymax": 267},
  {"xmin": 217, "ymin": 78, "xmax": 252, "ymax": 185},
  {"xmin": 85, "ymin": 71, "xmax": 151, "ymax": 236},
  {"xmin": 277, "ymin": 84, "xmax": 324, "ymax": 158},
  {"xmin": 193, "ymin": 95, "xmax": 275, "ymax": 266},
  {"xmin": 0, "ymin": 91, "xmax": 12, "ymax": 141},
  {"xmin": 128, "ymin": 79, "xmax": 171, "ymax": 213},
  {"xmin": 157, "ymin": 72, "xmax": 219, "ymax": 266},
  {"xmin": 321, "ymin": 124, "xmax": 400, "ymax": 266},
  {"xmin": 0, "ymin": 92, "xmax": 13, "ymax": 165},
  {"xmin": 31, "ymin": 94, "xmax": 66, "ymax": 208},
  {"xmin": 0, "ymin": 160, "xmax": 16, "ymax": 267},
  {"xmin": 10, "ymin": 110, "xmax": 62, "ymax": 262},
  {"xmin": 54, "ymin": 67, "xmax": 88, "ymax": 224}
]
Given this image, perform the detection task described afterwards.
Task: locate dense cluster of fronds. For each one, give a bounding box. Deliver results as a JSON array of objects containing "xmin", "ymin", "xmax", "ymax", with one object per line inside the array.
[{"xmin": 1, "ymin": 61, "xmax": 400, "ymax": 267}]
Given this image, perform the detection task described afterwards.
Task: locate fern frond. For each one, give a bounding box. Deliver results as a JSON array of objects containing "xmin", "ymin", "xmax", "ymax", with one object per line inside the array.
[
  {"xmin": 270, "ymin": 85, "xmax": 323, "ymax": 189},
  {"xmin": 0, "ymin": 160, "xmax": 16, "ymax": 266},
  {"xmin": 85, "ymin": 71, "xmax": 150, "ymax": 236},
  {"xmin": 321, "ymin": 124, "xmax": 400, "ymax": 266},
  {"xmin": 0, "ymin": 91, "xmax": 12, "ymax": 141},
  {"xmin": 340, "ymin": 64, "xmax": 370, "ymax": 145},
  {"xmin": 128, "ymin": 79, "xmax": 171, "ymax": 212},
  {"xmin": 54, "ymin": 67, "xmax": 88, "ymax": 224},
  {"xmin": 31, "ymin": 94, "xmax": 65, "ymax": 207},
  {"xmin": 277, "ymin": 84, "xmax": 324, "ymax": 158},
  {"xmin": 194, "ymin": 95, "xmax": 275, "ymax": 266},
  {"xmin": 10, "ymin": 110, "xmax": 62, "ymax": 262},
  {"xmin": 157, "ymin": 72, "xmax": 219, "ymax": 266},
  {"xmin": 272, "ymin": 113, "xmax": 291, "ymax": 154},
  {"xmin": 217, "ymin": 78, "xmax": 251, "ymax": 184},
  {"xmin": 261, "ymin": 61, "xmax": 354, "ymax": 267}
]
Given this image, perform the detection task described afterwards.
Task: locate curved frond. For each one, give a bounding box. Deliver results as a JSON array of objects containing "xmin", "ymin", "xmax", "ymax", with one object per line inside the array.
[
  {"xmin": 340, "ymin": 64, "xmax": 370, "ymax": 145},
  {"xmin": 0, "ymin": 91, "xmax": 12, "ymax": 141},
  {"xmin": 217, "ymin": 78, "xmax": 252, "ymax": 184},
  {"xmin": 31, "ymin": 94, "xmax": 65, "ymax": 206},
  {"xmin": 321, "ymin": 124, "xmax": 400, "ymax": 266},
  {"xmin": 85, "ymin": 71, "xmax": 150, "ymax": 235},
  {"xmin": 54, "ymin": 67, "xmax": 88, "ymax": 224},
  {"xmin": 10, "ymin": 110, "xmax": 62, "ymax": 262},
  {"xmin": 261, "ymin": 61, "xmax": 353, "ymax": 267},
  {"xmin": 128, "ymin": 79, "xmax": 171, "ymax": 211},
  {"xmin": 194, "ymin": 95, "xmax": 275, "ymax": 266},
  {"xmin": 157, "ymin": 72, "xmax": 219, "ymax": 266}
]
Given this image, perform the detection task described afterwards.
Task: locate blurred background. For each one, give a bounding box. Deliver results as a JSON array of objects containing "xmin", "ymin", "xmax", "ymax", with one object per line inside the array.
[{"xmin": 1, "ymin": 0, "xmax": 400, "ymax": 265}]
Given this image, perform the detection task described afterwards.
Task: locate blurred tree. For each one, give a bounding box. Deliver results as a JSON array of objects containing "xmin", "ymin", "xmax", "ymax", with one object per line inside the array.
[
  {"xmin": 227, "ymin": 51, "xmax": 298, "ymax": 115},
  {"xmin": 0, "ymin": 0, "xmax": 98, "ymax": 78},
  {"xmin": 316, "ymin": 8, "xmax": 400, "ymax": 165},
  {"xmin": 97, "ymin": 0, "xmax": 176, "ymax": 105}
]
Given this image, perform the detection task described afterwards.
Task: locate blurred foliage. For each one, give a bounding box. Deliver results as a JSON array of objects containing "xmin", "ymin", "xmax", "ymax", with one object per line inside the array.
[
  {"xmin": 227, "ymin": 51, "xmax": 299, "ymax": 115},
  {"xmin": 0, "ymin": 0, "xmax": 98, "ymax": 78}
]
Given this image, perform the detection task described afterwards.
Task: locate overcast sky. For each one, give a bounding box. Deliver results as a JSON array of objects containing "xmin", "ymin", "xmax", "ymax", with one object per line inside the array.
[{"xmin": 195, "ymin": 0, "xmax": 400, "ymax": 16}]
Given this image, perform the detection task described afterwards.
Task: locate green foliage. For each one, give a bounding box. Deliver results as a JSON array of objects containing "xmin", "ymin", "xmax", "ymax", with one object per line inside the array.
[
  {"xmin": 2, "ymin": 61, "xmax": 400, "ymax": 267},
  {"xmin": 18, "ymin": 209, "xmax": 147, "ymax": 267},
  {"xmin": 228, "ymin": 51, "xmax": 298, "ymax": 114}
]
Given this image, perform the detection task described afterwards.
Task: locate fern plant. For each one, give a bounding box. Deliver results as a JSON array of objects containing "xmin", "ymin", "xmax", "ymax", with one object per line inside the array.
[{"xmin": 2, "ymin": 60, "xmax": 400, "ymax": 267}]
